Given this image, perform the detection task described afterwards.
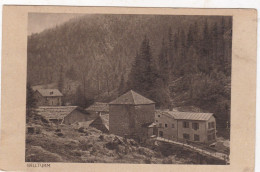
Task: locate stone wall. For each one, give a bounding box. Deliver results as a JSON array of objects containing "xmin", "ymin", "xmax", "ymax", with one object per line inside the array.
[
  {"xmin": 109, "ymin": 104, "xmax": 132, "ymax": 137},
  {"xmin": 134, "ymin": 104, "xmax": 155, "ymax": 139},
  {"xmin": 109, "ymin": 104, "xmax": 155, "ymax": 139}
]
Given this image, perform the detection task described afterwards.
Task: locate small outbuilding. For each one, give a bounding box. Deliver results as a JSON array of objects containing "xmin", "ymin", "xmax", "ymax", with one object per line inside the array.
[
  {"xmin": 89, "ymin": 114, "xmax": 109, "ymax": 133},
  {"xmin": 85, "ymin": 102, "xmax": 109, "ymax": 119},
  {"xmin": 34, "ymin": 89, "xmax": 63, "ymax": 106},
  {"xmin": 36, "ymin": 106, "xmax": 89, "ymax": 125},
  {"xmin": 141, "ymin": 122, "xmax": 157, "ymax": 138}
]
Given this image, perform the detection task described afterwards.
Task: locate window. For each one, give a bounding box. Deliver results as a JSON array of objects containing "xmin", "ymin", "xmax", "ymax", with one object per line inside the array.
[
  {"xmin": 159, "ymin": 123, "xmax": 162, "ymax": 127},
  {"xmin": 158, "ymin": 115, "xmax": 160, "ymax": 117},
  {"xmin": 192, "ymin": 123, "xmax": 199, "ymax": 130},
  {"xmin": 183, "ymin": 133, "xmax": 190, "ymax": 140},
  {"xmin": 165, "ymin": 124, "xmax": 168, "ymax": 128},
  {"xmin": 155, "ymin": 120, "xmax": 158, "ymax": 122},
  {"xmin": 194, "ymin": 134, "xmax": 200, "ymax": 141},
  {"xmin": 172, "ymin": 124, "xmax": 175, "ymax": 128},
  {"xmin": 183, "ymin": 121, "xmax": 189, "ymax": 128}
]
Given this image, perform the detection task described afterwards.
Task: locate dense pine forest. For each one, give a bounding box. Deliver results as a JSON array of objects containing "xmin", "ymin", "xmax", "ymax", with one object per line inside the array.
[{"xmin": 27, "ymin": 14, "xmax": 232, "ymax": 137}]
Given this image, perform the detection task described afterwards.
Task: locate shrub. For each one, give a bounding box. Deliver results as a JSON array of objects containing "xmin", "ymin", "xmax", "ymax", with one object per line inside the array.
[
  {"xmin": 56, "ymin": 132, "xmax": 64, "ymax": 137},
  {"xmin": 35, "ymin": 128, "xmax": 41, "ymax": 134},
  {"xmin": 78, "ymin": 127, "xmax": 85, "ymax": 133},
  {"xmin": 144, "ymin": 158, "xmax": 151, "ymax": 164},
  {"xmin": 55, "ymin": 129, "xmax": 61, "ymax": 132},
  {"xmin": 99, "ymin": 135, "xmax": 104, "ymax": 141},
  {"xmin": 162, "ymin": 158, "xmax": 173, "ymax": 164},
  {"xmin": 80, "ymin": 143, "xmax": 93, "ymax": 151},
  {"xmin": 41, "ymin": 117, "xmax": 49, "ymax": 124},
  {"xmin": 105, "ymin": 142, "xmax": 118, "ymax": 150},
  {"xmin": 72, "ymin": 151, "xmax": 82, "ymax": 157}
]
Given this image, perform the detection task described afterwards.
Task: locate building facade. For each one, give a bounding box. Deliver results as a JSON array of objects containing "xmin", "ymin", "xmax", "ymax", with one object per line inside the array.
[
  {"xmin": 109, "ymin": 90, "xmax": 155, "ymax": 141},
  {"xmin": 34, "ymin": 89, "xmax": 63, "ymax": 106},
  {"xmin": 155, "ymin": 110, "xmax": 216, "ymax": 144},
  {"xmin": 155, "ymin": 111, "xmax": 178, "ymax": 139}
]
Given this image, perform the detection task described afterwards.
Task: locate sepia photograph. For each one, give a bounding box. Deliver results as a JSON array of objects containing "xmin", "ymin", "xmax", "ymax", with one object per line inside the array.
[
  {"xmin": 0, "ymin": 4, "xmax": 257, "ymax": 171},
  {"xmin": 25, "ymin": 13, "xmax": 232, "ymax": 164}
]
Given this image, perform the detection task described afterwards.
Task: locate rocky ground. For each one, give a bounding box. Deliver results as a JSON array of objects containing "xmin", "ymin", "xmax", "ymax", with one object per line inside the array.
[
  {"xmin": 26, "ymin": 114, "xmax": 229, "ymax": 164},
  {"xmin": 26, "ymin": 118, "xmax": 193, "ymax": 164}
]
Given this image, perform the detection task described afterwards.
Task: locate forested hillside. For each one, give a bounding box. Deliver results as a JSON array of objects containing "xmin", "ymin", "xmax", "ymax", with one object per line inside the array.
[{"xmin": 27, "ymin": 14, "xmax": 232, "ymax": 137}]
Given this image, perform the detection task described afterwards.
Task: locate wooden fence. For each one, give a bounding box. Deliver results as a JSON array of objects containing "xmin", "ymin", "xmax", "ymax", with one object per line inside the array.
[{"xmin": 156, "ymin": 137, "xmax": 230, "ymax": 164}]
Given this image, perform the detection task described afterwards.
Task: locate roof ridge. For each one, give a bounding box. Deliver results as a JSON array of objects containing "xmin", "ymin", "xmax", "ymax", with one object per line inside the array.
[
  {"xmin": 130, "ymin": 90, "xmax": 136, "ymax": 104},
  {"xmin": 36, "ymin": 88, "xmax": 63, "ymax": 97},
  {"xmin": 162, "ymin": 110, "xmax": 213, "ymax": 121},
  {"xmin": 109, "ymin": 89, "xmax": 154, "ymax": 105}
]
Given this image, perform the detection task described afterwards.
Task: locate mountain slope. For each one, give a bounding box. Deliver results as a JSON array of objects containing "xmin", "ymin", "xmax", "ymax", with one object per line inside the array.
[
  {"xmin": 27, "ymin": 15, "xmax": 228, "ymax": 94},
  {"xmin": 27, "ymin": 14, "xmax": 232, "ymax": 138}
]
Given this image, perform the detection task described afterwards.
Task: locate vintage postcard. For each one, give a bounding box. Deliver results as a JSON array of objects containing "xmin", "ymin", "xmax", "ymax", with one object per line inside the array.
[{"xmin": 0, "ymin": 6, "xmax": 257, "ymax": 172}]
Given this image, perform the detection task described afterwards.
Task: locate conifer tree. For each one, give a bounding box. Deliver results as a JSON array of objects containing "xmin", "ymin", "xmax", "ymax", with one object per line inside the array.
[
  {"xmin": 128, "ymin": 36, "xmax": 155, "ymax": 94},
  {"xmin": 158, "ymin": 37, "xmax": 169, "ymax": 86},
  {"xmin": 127, "ymin": 36, "xmax": 169, "ymax": 107}
]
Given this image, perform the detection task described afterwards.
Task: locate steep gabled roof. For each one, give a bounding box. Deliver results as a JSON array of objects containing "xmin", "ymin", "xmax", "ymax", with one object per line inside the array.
[
  {"xmin": 90, "ymin": 114, "xmax": 109, "ymax": 130},
  {"xmin": 156, "ymin": 110, "xmax": 213, "ymax": 121},
  {"xmin": 36, "ymin": 89, "xmax": 63, "ymax": 97},
  {"xmin": 109, "ymin": 90, "xmax": 155, "ymax": 105}
]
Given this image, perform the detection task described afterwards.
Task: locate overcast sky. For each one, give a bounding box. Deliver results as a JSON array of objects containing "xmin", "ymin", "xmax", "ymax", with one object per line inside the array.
[{"xmin": 28, "ymin": 13, "xmax": 85, "ymax": 35}]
